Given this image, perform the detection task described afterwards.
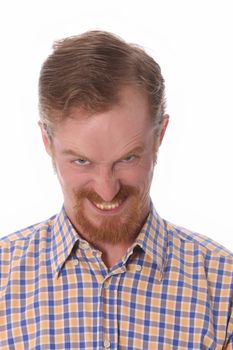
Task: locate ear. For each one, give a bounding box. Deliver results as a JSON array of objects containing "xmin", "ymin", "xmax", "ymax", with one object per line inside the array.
[
  {"xmin": 38, "ymin": 121, "xmax": 52, "ymax": 156},
  {"xmin": 159, "ymin": 114, "xmax": 169, "ymax": 145}
]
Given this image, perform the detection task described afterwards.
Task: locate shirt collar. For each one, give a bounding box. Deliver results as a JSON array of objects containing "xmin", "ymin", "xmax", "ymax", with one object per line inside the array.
[
  {"xmin": 51, "ymin": 203, "xmax": 168, "ymax": 280},
  {"xmin": 50, "ymin": 206, "xmax": 80, "ymax": 278},
  {"xmin": 135, "ymin": 203, "xmax": 168, "ymax": 280}
]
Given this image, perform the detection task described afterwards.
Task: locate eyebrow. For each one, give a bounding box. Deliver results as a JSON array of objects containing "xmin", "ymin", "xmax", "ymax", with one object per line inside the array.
[
  {"xmin": 61, "ymin": 149, "xmax": 87, "ymax": 157},
  {"xmin": 120, "ymin": 146, "xmax": 144, "ymax": 158},
  {"xmin": 61, "ymin": 145, "xmax": 145, "ymax": 161}
]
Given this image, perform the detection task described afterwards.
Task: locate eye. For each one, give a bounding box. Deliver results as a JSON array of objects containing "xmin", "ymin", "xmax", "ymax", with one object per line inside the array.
[
  {"xmin": 121, "ymin": 155, "xmax": 136, "ymax": 163},
  {"xmin": 73, "ymin": 158, "xmax": 91, "ymax": 166}
]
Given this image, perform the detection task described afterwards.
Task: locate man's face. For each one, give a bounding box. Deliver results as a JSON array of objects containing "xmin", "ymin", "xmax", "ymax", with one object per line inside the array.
[{"xmin": 41, "ymin": 87, "xmax": 168, "ymax": 245}]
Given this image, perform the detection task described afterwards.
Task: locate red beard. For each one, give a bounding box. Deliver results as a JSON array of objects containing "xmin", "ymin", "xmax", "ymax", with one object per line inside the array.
[{"xmin": 74, "ymin": 185, "xmax": 143, "ymax": 245}]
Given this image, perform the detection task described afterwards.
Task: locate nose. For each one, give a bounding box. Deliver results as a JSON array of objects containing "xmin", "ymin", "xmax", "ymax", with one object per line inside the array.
[{"xmin": 92, "ymin": 165, "xmax": 120, "ymax": 202}]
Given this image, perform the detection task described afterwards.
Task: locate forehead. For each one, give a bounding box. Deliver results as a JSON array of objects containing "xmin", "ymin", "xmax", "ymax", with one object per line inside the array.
[{"xmin": 53, "ymin": 87, "xmax": 154, "ymax": 160}]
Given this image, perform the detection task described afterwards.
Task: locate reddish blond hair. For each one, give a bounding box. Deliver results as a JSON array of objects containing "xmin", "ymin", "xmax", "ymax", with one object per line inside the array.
[{"xmin": 39, "ymin": 31, "xmax": 166, "ymax": 135}]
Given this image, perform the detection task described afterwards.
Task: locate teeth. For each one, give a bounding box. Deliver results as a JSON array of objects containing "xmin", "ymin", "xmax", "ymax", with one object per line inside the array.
[{"xmin": 95, "ymin": 201, "xmax": 121, "ymax": 210}]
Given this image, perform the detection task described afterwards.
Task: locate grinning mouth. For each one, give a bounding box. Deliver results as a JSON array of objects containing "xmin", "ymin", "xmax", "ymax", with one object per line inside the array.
[{"xmin": 93, "ymin": 200, "xmax": 122, "ymax": 211}]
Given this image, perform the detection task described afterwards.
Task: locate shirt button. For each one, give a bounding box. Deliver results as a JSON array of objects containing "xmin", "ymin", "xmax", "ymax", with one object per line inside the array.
[
  {"xmin": 136, "ymin": 264, "xmax": 142, "ymax": 272},
  {"xmin": 79, "ymin": 242, "xmax": 89, "ymax": 250},
  {"xmin": 103, "ymin": 339, "xmax": 111, "ymax": 348},
  {"xmin": 73, "ymin": 259, "xmax": 79, "ymax": 266}
]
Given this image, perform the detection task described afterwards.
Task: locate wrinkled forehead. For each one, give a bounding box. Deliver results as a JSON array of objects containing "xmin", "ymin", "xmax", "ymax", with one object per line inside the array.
[{"xmin": 51, "ymin": 87, "xmax": 155, "ymax": 162}]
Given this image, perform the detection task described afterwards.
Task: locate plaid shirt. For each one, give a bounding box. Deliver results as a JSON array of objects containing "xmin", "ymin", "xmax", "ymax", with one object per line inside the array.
[{"xmin": 0, "ymin": 205, "xmax": 233, "ymax": 349}]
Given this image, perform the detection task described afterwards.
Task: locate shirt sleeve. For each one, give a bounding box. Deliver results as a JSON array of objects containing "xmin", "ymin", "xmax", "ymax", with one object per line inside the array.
[
  {"xmin": 224, "ymin": 297, "xmax": 233, "ymax": 349},
  {"xmin": 0, "ymin": 240, "xmax": 11, "ymax": 293}
]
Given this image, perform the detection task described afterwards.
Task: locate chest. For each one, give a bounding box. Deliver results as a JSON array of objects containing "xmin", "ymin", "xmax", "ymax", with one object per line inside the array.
[{"xmin": 0, "ymin": 256, "xmax": 228, "ymax": 349}]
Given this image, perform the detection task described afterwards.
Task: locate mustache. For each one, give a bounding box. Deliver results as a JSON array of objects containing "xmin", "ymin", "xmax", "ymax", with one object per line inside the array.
[{"xmin": 75, "ymin": 185, "xmax": 139, "ymax": 204}]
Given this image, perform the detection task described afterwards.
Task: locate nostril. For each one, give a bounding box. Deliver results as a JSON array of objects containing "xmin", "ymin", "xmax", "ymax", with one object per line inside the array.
[{"xmin": 94, "ymin": 182, "xmax": 121, "ymax": 203}]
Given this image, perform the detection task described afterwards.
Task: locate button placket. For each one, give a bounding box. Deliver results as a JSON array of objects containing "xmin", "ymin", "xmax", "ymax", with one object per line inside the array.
[{"xmin": 101, "ymin": 273, "xmax": 120, "ymax": 349}]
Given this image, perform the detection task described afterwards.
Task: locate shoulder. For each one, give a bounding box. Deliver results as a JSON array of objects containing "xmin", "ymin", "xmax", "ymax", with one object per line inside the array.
[
  {"xmin": 164, "ymin": 219, "xmax": 233, "ymax": 272},
  {"xmin": 168, "ymin": 220, "xmax": 232, "ymax": 257},
  {"xmin": 162, "ymin": 219, "xmax": 233, "ymax": 298},
  {"xmin": 0, "ymin": 215, "xmax": 56, "ymax": 249},
  {"xmin": 0, "ymin": 217, "xmax": 55, "ymax": 296},
  {"xmin": 0, "ymin": 216, "xmax": 56, "ymax": 286}
]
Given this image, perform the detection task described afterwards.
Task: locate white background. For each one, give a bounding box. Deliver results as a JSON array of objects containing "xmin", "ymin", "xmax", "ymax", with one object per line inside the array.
[{"xmin": 0, "ymin": 0, "xmax": 232, "ymax": 250}]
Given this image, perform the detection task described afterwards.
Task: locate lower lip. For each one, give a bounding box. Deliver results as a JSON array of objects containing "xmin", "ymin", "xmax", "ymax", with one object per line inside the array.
[{"xmin": 89, "ymin": 199, "xmax": 127, "ymax": 215}]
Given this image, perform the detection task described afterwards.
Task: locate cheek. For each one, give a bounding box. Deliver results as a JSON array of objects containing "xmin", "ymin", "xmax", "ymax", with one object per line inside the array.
[
  {"xmin": 137, "ymin": 160, "xmax": 155, "ymax": 194},
  {"xmin": 119, "ymin": 160, "xmax": 154, "ymax": 190}
]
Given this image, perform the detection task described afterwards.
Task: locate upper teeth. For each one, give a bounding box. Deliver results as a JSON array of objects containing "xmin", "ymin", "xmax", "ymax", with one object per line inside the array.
[{"xmin": 95, "ymin": 202, "xmax": 121, "ymax": 210}]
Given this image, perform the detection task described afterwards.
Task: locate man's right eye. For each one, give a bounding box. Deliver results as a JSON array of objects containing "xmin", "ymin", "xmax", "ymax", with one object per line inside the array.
[{"xmin": 73, "ymin": 159, "xmax": 91, "ymax": 166}]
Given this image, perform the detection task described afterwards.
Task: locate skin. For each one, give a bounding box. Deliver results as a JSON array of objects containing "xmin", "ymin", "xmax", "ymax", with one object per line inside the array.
[{"xmin": 40, "ymin": 86, "xmax": 169, "ymax": 268}]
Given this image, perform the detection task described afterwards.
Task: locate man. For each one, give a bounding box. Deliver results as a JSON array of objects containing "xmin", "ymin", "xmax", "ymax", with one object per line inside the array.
[{"xmin": 0, "ymin": 31, "xmax": 232, "ymax": 349}]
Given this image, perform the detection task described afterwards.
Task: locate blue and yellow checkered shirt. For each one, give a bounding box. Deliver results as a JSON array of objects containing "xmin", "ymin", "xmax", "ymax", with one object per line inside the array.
[{"xmin": 0, "ymin": 205, "xmax": 233, "ymax": 349}]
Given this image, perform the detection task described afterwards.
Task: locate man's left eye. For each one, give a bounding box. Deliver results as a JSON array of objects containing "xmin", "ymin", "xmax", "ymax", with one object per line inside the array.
[{"xmin": 121, "ymin": 155, "xmax": 136, "ymax": 163}]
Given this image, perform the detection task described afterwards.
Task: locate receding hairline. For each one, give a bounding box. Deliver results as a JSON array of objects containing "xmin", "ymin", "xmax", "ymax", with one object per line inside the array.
[
  {"xmin": 39, "ymin": 30, "xmax": 166, "ymax": 134},
  {"xmin": 42, "ymin": 83, "xmax": 153, "ymax": 129}
]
